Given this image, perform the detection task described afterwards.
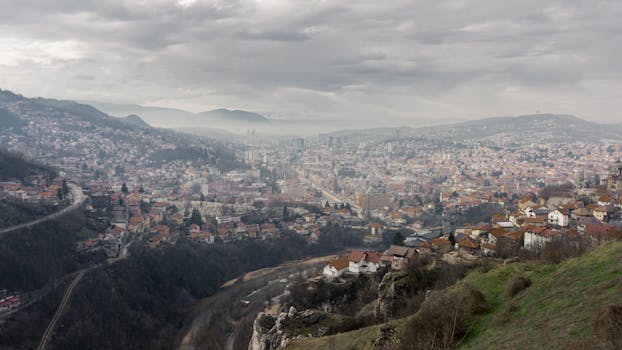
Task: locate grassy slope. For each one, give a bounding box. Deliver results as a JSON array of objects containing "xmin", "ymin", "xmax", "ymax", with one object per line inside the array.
[
  {"xmin": 286, "ymin": 317, "xmax": 411, "ymax": 350},
  {"xmin": 286, "ymin": 241, "xmax": 622, "ymax": 350},
  {"xmin": 460, "ymin": 240, "xmax": 622, "ymax": 349}
]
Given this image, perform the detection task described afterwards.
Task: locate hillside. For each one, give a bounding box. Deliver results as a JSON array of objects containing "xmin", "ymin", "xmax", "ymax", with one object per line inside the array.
[
  {"xmin": 285, "ymin": 241, "xmax": 622, "ymax": 350},
  {"xmin": 32, "ymin": 97, "xmax": 132, "ymax": 130},
  {"xmin": 84, "ymin": 100, "xmax": 271, "ymax": 128},
  {"xmin": 0, "ymin": 148, "xmax": 56, "ymax": 181},
  {"xmin": 0, "ymin": 108, "xmax": 26, "ymax": 128},
  {"xmin": 82, "ymin": 100, "xmax": 195, "ymax": 126},
  {"xmin": 327, "ymin": 114, "xmax": 622, "ymax": 144},
  {"xmin": 415, "ymin": 114, "xmax": 622, "ymax": 143},
  {"xmin": 460, "ymin": 240, "xmax": 622, "ymax": 350},
  {"xmin": 121, "ymin": 114, "xmax": 151, "ymax": 128},
  {"xmin": 0, "ymin": 89, "xmax": 240, "ymax": 172},
  {"xmin": 197, "ymin": 108, "xmax": 270, "ymax": 124}
]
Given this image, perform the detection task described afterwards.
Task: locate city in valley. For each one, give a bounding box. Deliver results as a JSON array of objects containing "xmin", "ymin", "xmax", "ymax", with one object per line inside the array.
[
  {"xmin": 1, "ymin": 90, "xmax": 622, "ymax": 349},
  {"xmin": 2, "ymin": 1, "xmax": 622, "ymax": 350}
]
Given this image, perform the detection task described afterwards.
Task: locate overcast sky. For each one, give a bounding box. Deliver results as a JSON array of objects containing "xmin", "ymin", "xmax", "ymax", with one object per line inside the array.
[{"xmin": 1, "ymin": 0, "xmax": 621, "ymax": 124}]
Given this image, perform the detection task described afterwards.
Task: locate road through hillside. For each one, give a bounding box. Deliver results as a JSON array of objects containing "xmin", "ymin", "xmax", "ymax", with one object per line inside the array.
[
  {"xmin": 177, "ymin": 253, "xmax": 341, "ymax": 350},
  {"xmin": 0, "ymin": 183, "xmax": 86, "ymax": 237}
]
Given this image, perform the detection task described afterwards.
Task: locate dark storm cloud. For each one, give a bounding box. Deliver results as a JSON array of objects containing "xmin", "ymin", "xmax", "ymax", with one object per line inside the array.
[{"xmin": 1, "ymin": 0, "xmax": 621, "ymax": 124}]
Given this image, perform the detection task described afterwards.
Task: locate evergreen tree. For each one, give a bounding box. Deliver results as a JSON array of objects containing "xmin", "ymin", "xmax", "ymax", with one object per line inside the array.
[
  {"xmin": 61, "ymin": 179, "xmax": 69, "ymax": 197},
  {"xmin": 121, "ymin": 182, "xmax": 128, "ymax": 194},
  {"xmin": 392, "ymin": 232, "xmax": 405, "ymax": 246},
  {"xmin": 138, "ymin": 186, "xmax": 145, "ymax": 194},
  {"xmin": 282, "ymin": 206, "xmax": 289, "ymax": 220},
  {"xmin": 190, "ymin": 208, "xmax": 203, "ymax": 226},
  {"xmin": 324, "ymin": 201, "xmax": 330, "ymax": 208},
  {"xmin": 448, "ymin": 232, "xmax": 456, "ymax": 247}
]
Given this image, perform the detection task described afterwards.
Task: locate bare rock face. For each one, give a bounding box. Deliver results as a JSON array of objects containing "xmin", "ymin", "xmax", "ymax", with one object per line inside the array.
[
  {"xmin": 249, "ymin": 312, "xmax": 279, "ymax": 350},
  {"xmin": 248, "ymin": 311, "xmax": 296, "ymax": 350},
  {"xmin": 375, "ymin": 271, "xmax": 407, "ymax": 321}
]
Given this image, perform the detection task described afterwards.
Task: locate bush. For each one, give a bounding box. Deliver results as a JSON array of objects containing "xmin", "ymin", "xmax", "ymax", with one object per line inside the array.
[
  {"xmin": 258, "ymin": 314, "xmax": 276, "ymax": 331},
  {"xmin": 504, "ymin": 275, "xmax": 531, "ymax": 298},
  {"xmin": 400, "ymin": 283, "xmax": 489, "ymax": 350},
  {"xmin": 593, "ymin": 303, "xmax": 622, "ymax": 349}
]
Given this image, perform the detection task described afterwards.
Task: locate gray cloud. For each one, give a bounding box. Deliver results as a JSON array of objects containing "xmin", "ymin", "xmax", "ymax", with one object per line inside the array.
[{"xmin": 0, "ymin": 0, "xmax": 621, "ymax": 125}]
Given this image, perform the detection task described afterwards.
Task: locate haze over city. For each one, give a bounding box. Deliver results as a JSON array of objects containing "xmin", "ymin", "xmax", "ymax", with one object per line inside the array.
[
  {"xmin": 1, "ymin": 0, "xmax": 622, "ymax": 128},
  {"xmin": 2, "ymin": 2, "xmax": 622, "ymax": 350}
]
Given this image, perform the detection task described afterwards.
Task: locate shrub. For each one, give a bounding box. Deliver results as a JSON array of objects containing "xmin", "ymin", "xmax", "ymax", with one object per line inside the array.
[
  {"xmin": 593, "ymin": 303, "xmax": 622, "ymax": 349},
  {"xmin": 504, "ymin": 275, "xmax": 531, "ymax": 298},
  {"xmin": 258, "ymin": 314, "xmax": 276, "ymax": 331},
  {"xmin": 400, "ymin": 283, "xmax": 489, "ymax": 350}
]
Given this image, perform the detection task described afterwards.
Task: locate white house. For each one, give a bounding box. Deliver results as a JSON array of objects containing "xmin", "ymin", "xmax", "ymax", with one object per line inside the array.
[
  {"xmin": 524, "ymin": 228, "xmax": 559, "ymax": 252},
  {"xmin": 548, "ymin": 209, "xmax": 569, "ymax": 227},
  {"xmin": 369, "ymin": 223, "xmax": 384, "ymax": 235},
  {"xmin": 322, "ymin": 257, "xmax": 349, "ymax": 279},
  {"xmin": 348, "ymin": 251, "xmax": 381, "ymax": 273}
]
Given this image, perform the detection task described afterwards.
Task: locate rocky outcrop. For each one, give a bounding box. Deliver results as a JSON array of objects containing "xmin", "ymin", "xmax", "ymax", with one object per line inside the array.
[
  {"xmin": 375, "ymin": 271, "xmax": 407, "ymax": 321},
  {"xmin": 249, "ymin": 312, "xmax": 277, "ymax": 350},
  {"xmin": 249, "ymin": 307, "xmax": 348, "ymax": 350}
]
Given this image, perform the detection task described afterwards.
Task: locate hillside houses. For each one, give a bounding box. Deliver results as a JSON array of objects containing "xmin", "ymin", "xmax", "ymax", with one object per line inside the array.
[
  {"xmin": 382, "ymin": 245, "xmax": 417, "ymax": 270},
  {"xmin": 348, "ymin": 250, "xmax": 382, "ymax": 273},
  {"xmin": 322, "ymin": 257, "xmax": 350, "ymax": 278}
]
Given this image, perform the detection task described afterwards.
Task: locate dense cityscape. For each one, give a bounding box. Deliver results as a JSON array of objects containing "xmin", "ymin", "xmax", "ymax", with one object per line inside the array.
[{"xmin": 2, "ymin": 1, "xmax": 622, "ymax": 349}]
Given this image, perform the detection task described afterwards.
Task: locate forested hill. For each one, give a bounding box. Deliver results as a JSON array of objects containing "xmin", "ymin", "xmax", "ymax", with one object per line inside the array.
[{"xmin": 0, "ymin": 149, "xmax": 56, "ymax": 181}]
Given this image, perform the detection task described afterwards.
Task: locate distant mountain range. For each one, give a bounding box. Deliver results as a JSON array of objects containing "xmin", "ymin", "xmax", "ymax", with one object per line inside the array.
[
  {"xmin": 417, "ymin": 113, "xmax": 622, "ymax": 143},
  {"xmin": 83, "ymin": 101, "xmax": 270, "ymax": 129},
  {"xmin": 197, "ymin": 108, "xmax": 269, "ymax": 124},
  {"xmin": 0, "ymin": 88, "xmax": 241, "ymax": 174},
  {"xmin": 328, "ymin": 114, "xmax": 622, "ymax": 143},
  {"xmin": 4, "ymin": 90, "xmax": 622, "ymax": 141}
]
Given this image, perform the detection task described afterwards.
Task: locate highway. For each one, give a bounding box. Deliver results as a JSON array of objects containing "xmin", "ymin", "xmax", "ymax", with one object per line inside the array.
[{"xmin": 0, "ymin": 183, "xmax": 86, "ymax": 237}]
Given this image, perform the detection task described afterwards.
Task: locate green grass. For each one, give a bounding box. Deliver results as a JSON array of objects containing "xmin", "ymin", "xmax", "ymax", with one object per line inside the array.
[
  {"xmin": 76, "ymin": 227, "xmax": 99, "ymax": 240},
  {"xmin": 460, "ymin": 241, "xmax": 622, "ymax": 349},
  {"xmin": 286, "ymin": 317, "xmax": 411, "ymax": 350}
]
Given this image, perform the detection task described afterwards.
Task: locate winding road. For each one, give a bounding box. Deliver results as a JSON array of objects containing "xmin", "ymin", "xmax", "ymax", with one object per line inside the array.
[{"xmin": 0, "ymin": 183, "xmax": 86, "ymax": 237}]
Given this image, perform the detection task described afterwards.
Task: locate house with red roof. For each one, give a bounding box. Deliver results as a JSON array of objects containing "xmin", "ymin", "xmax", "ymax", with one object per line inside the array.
[
  {"xmin": 348, "ymin": 250, "xmax": 381, "ymax": 273},
  {"xmin": 323, "ymin": 257, "xmax": 350, "ymax": 278},
  {"xmin": 382, "ymin": 245, "xmax": 417, "ymax": 270}
]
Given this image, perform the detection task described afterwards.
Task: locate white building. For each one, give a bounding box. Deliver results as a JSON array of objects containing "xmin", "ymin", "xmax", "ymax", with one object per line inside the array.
[
  {"xmin": 348, "ymin": 251, "xmax": 381, "ymax": 273},
  {"xmin": 524, "ymin": 228, "xmax": 559, "ymax": 252},
  {"xmin": 548, "ymin": 209, "xmax": 570, "ymax": 227},
  {"xmin": 322, "ymin": 257, "xmax": 349, "ymax": 279}
]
